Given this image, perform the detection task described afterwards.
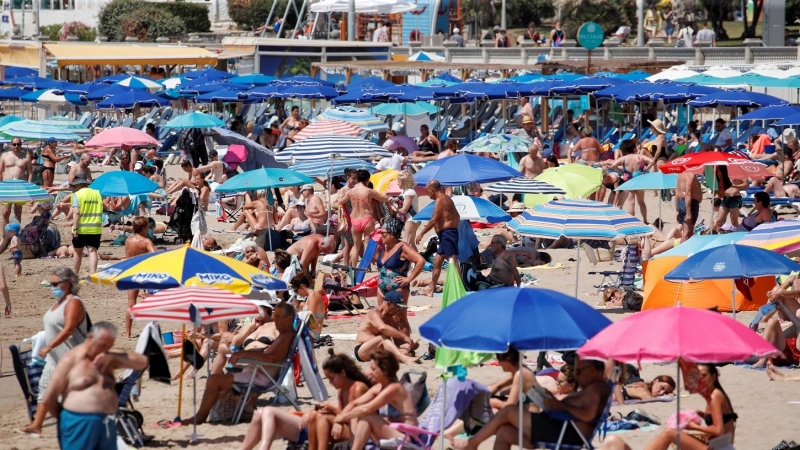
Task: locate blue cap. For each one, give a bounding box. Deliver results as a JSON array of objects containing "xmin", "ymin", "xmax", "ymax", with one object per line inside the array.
[
  {"xmin": 384, "ymin": 290, "xmax": 404, "ymax": 305},
  {"xmin": 4, "ymin": 222, "xmax": 20, "ymax": 234},
  {"xmin": 45, "ymin": 137, "xmax": 57, "ymax": 144}
]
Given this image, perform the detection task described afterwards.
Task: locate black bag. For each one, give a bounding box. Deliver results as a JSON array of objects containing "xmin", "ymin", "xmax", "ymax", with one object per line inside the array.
[{"xmin": 169, "ymin": 190, "xmax": 196, "ymax": 243}]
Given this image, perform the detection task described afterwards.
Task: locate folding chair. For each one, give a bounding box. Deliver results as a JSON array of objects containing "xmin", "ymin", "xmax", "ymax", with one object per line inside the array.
[
  {"xmin": 216, "ymin": 192, "xmax": 245, "ymax": 223},
  {"xmin": 9, "ymin": 338, "xmax": 43, "ymax": 422},
  {"xmin": 116, "ymin": 370, "xmax": 146, "ymax": 447},
  {"xmin": 321, "ymin": 238, "xmax": 378, "ymax": 311},
  {"xmin": 231, "ymin": 321, "xmax": 305, "ymax": 424}
]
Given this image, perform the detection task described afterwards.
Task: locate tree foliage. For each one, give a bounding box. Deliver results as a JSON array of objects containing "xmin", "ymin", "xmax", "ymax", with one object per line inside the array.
[
  {"xmin": 702, "ymin": 0, "xmax": 730, "ymax": 39},
  {"xmin": 788, "ymin": 0, "xmax": 800, "ymax": 25},
  {"xmin": 506, "ymin": 0, "xmax": 556, "ymax": 28},
  {"xmin": 561, "ymin": 0, "xmax": 637, "ymax": 38},
  {"xmin": 227, "ymin": 0, "xmax": 297, "ymax": 30},
  {"xmin": 98, "ymin": 0, "xmax": 141, "ymax": 41},
  {"xmin": 99, "ymin": 0, "xmax": 205, "ymax": 42},
  {"xmin": 39, "ymin": 24, "xmax": 62, "ymax": 41},
  {"xmin": 156, "ymin": 2, "xmax": 211, "ymax": 34},
  {"xmin": 120, "ymin": 5, "xmax": 187, "ymax": 42}
]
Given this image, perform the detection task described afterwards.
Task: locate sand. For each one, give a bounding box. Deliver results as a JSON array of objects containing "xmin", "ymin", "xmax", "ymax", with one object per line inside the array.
[{"xmin": 0, "ymin": 163, "xmax": 798, "ymax": 450}]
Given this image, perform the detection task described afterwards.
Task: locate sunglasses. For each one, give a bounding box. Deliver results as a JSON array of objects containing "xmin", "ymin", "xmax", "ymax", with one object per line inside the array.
[
  {"xmin": 11, "ymin": 143, "xmax": 21, "ymax": 146},
  {"xmin": 48, "ymin": 280, "xmax": 64, "ymax": 287}
]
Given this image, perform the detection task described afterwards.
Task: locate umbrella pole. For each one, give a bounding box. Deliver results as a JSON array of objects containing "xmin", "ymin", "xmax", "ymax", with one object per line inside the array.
[
  {"xmin": 439, "ymin": 372, "xmax": 447, "ymax": 450},
  {"xmin": 518, "ymin": 355, "xmax": 524, "ymax": 450},
  {"xmin": 176, "ymin": 324, "xmax": 185, "ymax": 422},
  {"xmin": 574, "ymin": 239, "xmax": 581, "ymax": 299},
  {"xmin": 731, "ymin": 278, "xmax": 736, "ymax": 320},
  {"xmin": 326, "ymin": 161, "xmax": 333, "ymax": 237},
  {"xmin": 675, "ymin": 360, "xmax": 681, "ymax": 449},
  {"xmin": 189, "ymin": 332, "xmax": 200, "ymax": 443}
]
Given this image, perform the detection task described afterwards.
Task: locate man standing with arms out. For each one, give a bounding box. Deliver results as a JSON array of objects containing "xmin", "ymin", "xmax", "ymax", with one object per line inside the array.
[
  {"xmin": 124, "ymin": 217, "xmax": 156, "ymax": 339},
  {"xmin": 676, "ymin": 171, "xmax": 702, "ymax": 243},
  {"xmin": 71, "ymin": 178, "xmax": 103, "ymax": 276},
  {"xmin": 42, "ymin": 322, "xmax": 148, "ymax": 450},
  {"xmin": 0, "ymin": 137, "xmax": 33, "ymax": 228},
  {"xmin": 416, "ymin": 180, "xmax": 460, "ymax": 296},
  {"xmin": 519, "ymin": 143, "xmax": 546, "ymax": 178}
]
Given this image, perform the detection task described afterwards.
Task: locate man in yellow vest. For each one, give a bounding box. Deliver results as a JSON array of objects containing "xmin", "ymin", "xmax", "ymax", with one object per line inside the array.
[{"xmin": 71, "ymin": 178, "xmax": 103, "ymax": 275}]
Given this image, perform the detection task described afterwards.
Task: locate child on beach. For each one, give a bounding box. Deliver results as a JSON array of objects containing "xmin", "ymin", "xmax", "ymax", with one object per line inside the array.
[{"xmin": 2, "ymin": 223, "xmax": 22, "ymax": 276}]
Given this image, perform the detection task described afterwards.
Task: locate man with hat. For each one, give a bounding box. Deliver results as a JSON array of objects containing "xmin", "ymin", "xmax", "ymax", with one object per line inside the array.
[
  {"xmin": 0, "ymin": 136, "xmax": 33, "ymax": 228},
  {"xmin": 300, "ymin": 184, "xmax": 327, "ymax": 230},
  {"xmin": 450, "ymin": 27, "xmax": 464, "ymax": 47},
  {"xmin": 353, "ymin": 290, "xmax": 419, "ymax": 364},
  {"xmin": 71, "ymin": 177, "xmax": 103, "ymax": 275},
  {"xmin": 515, "ymin": 115, "xmax": 543, "ymax": 146}
]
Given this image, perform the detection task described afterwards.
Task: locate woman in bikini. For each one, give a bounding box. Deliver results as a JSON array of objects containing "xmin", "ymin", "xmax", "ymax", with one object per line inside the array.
[
  {"xmin": 611, "ymin": 140, "xmax": 654, "ymax": 224},
  {"xmin": 279, "ymin": 106, "xmax": 302, "ymax": 146},
  {"xmin": 614, "ymin": 374, "xmax": 675, "ymax": 405},
  {"xmin": 335, "ymin": 169, "xmax": 393, "ymax": 267},
  {"xmin": 375, "ymin": 218, "xmax": 425, "ymax": 307},
  {"xmin": 737, "ymin": 191, "xmax": 773, "ymax": 231},
  {"xmin": 208, "ymin": 303, "xmax": 277, "ymax": 377},
  {"xmin": 40, "ymin": 139, "xmax": 71, "ymax": 188},
  {"xmin": 648, "ymin": 119, "xmax": 669, "ymax": 168},
  {"xmin": 290, "ymin": 273, "xmax": 326, "ymax": 337},
  {"xmin": 334, "ymin": 350, "xmax": 418, "ymax": 450},
  {"xmin": 418, "ymin": 124, "xmax": 440, "ymax": 154}
]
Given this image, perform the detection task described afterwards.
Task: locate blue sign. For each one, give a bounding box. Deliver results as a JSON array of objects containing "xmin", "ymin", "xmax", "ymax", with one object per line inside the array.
[{"xmin": 577, "ymin": 22, "xmax": 605, "ymax": 50}]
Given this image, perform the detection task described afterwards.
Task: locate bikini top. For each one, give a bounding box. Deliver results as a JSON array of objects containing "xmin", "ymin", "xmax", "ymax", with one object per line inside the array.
[
  {"xmin": 243, "ymin": 336, "xmax": 272, "ymax": 348},
  {"xmin": 704, "ymin": 412, "xmax": 738, "ymax": 426},
  {"xmin": 621, "ymin": 155, "xmax": 645, "ymax": 174},
  {"xmin": 292, "ymin": 220, "xmax": 311, "ymax": 232},
  {"xmin": 379, "ymin": 403, "xmax": 404, "ymax": 419},
  {"xmin": 377, "ymin": 244, "xmax": 409, "ymax": 272}
]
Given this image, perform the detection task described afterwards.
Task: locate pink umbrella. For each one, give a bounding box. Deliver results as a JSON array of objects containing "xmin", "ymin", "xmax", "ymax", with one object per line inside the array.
[
  {"xmin": 578, "ymin": 306, "xmax": 778, "ymax": 364},
  {"xmin": 223, "ymin": 144, "xmax": 247, "ymax": 171},
  {"xmin": 293, "ymin": 118, "xmax": 365, "ymax": 141},
  {"xmin": 85, "ymin": 127, "xmax": 160, "ymax": 148},
  {"xmin": 384, "ymin": 135, "xmax": 419, "ymax": 152}
]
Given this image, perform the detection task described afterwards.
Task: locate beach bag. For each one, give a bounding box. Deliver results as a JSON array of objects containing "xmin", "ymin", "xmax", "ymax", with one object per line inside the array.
[{"xmin": 400, "ymin": 370, "xmax": 430, "ymax": 416}]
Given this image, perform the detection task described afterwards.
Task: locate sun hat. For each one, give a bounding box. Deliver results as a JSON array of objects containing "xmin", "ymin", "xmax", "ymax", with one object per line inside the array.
[
  {"xmin": 507, "ymin": 202, "xmax": 526, "ymax": 213},
  {"xmin": 522, "ymin": 115, "xmax": 535, "ymax": 125},
  {"xmin": 301, "ymin": 184, "xmax": 314, "ymax": 192},
  {"xmin": 648, "ymin": 119, "xmax": 667, "ymax": 135}
]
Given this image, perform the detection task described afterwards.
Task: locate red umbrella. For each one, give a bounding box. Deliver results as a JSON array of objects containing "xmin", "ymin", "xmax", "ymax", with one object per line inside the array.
[
  {"xmin": 131, "ymin": 287, "xmax": 259, "ymax": 325},
  {"xmin": 685, "ymin": 161, "xmax": 774, "ymax": 179},
  {"xmin": 659, "ymin": 152, "xmax": 749, "ymax": 174},
  {"xmin": 293, "ymin": 119, "xmax": 365, "ymax": 141}
]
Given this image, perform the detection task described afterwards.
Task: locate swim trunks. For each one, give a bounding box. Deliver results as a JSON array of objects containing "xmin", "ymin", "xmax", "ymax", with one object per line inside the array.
[
  {"xmin": 58, "ymin": 409, "xmax": 117, "ymax": 450},
  {"xmin": 676, "ymin": 198, "xmax": 701, "ymax": 224},
  {"xmin": 436, "ymin": 228, "xmax": 459, "ymax": 257},
  {"xmin": 354, "ymin": 343, "xmax": 366, "ymax": 362},
  {"xmin": 11, "ymin": 250, "xmax": 22, "ymax": 265}
]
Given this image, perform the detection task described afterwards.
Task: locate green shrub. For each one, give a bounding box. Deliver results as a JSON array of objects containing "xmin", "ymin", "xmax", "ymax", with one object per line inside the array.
[
  {"xmin": 39, "ymin": 24, "xmax": 62, "ymax": 41},
  {"xmin": 98, "ymin": 0, "xmax": 142, "ymax": 41},
  {"xmin": 120, "ymin": 5, "xmax": 187, "ymax": 42},
  {"xmin": 61, "ymin": 21, "xmax": 97, "ymax": 42},
  {"xmin": 227, "ymin": 0, "xmax": 296, "ymax": 30},
  {"xmin": 157, "ymin": 2, "xmax": 211, "ymax": 33}
]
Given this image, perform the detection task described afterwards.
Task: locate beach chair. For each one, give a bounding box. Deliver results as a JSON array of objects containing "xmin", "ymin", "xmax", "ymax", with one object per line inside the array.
[
  {"xmin": 9, "ymin": 338, "xmax": 43, "ymax": 422},
  {"xmin": 116, "ymin": 370, "xmax": 146, "ymax": 447},
  {"xmin": 230, "ymin": 321, "xmax": 305, "ymax": 424},
  {"xmin": 321, "ymin": 238, "xmax": 379, "ymax": 311},
  {"xmin": 321, "ymin": 237, "xmax": 379, "ymax": 287}
]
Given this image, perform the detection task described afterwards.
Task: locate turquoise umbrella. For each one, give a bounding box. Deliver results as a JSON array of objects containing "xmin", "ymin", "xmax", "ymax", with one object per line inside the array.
[
  {"xmin": 90, "ymin": 171, "xmax": 159, "ymax": 197},
  {"xmin": 163, "ymin": 112, "xmax": 226, "ymax": 129},
  {"xmin": 0, "ymin": 119, "xmax": 82, "ymax": 141},
  {"xmin": 215, "ymin": 168, "xmax": 313, "ymax": 193},
  {"xmin": 613, "ymin": 172, "xmax": 678, "ymax": 191},
  {"xmin": 0, "ymin": 115, "xmax": 24, "ymax": 129},
  {"xmin": 0, "ymin": 179, "xmax": 52, "ymax": 204},
  {"xmin": 369, "ymin": 102, "xmax": 439, "ymax": 116},
  {"xmin": 461, "ymin": 134, "xmax": 532, "ymax": 154}
]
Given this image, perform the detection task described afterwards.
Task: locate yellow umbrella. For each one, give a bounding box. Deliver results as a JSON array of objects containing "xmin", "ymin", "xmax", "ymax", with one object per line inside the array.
[
  {"xmin": 370, "ymin": 169, "xmax": 399, "ymax": 194},
  {"xmin": 534, "ymin": 164, "xmax": 602, "ymax": 199}
]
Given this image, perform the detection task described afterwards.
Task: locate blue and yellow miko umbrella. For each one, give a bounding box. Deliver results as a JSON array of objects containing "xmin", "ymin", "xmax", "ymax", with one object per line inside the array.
[{"xmin": 89, "ymin": 245, "xmax": 285, "ymax": 293}]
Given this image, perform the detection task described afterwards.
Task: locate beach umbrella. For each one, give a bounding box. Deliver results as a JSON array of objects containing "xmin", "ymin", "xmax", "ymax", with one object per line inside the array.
[
  {"xmin": 408, "ymin": 51, "xmax": 446, "ymax": 61},
  {"xmin": 534, "ymin": 164, "xmax": 602, "ymax": 199},
  {"xmin": 593, "ymin": 82, "xmax": 656, "ymax": 103},
  {"xmin": 395, "ymin": 86, "xmax": 442, "ymax": 102},
  {"xmin": 635, "ymin": 83, "xmax": 722, "ymax": 103},
  {"xmin": 290, "ymin": 158, "xmax": 376, "ymax": 177},
  {"xmin": 333, "ymin": 88, "xmax": 406, "ymax": 105},
  {"xmin": 550, "ymin": 76, "xmax": 630, "ymax": 95},
  {"xmin": 665, "ymin": 244, "xmax": 800, "ymax": 317},
  {"xmin": 432, "ymin": 82, "xmax": 495, "ymax": 100},
  {"xmin": 215, "ymin": 168, "xmax": 313, "ymax": 193},
  {"xmin": 737, "ymin": 220, "xmax": 800, "ymax": 255},
  {"xmin": 382, "ymin": 135, "xmax": 419, "ymax": 152},
  {"xmin": 163, "ymin": 112, "xmax": 225, "ymax": 129},
  {"xmin": 461, "ymin": 134, "xmax": 532, "ymax": 154},
  {"xmin": 346, "ymin": 77, "xmax": 397, "ymax": 90},
  {"xmin": 656, "ymin": 233, "xmax": 747, "ymax": 260},
  {"xmin": 646, "ymin": 67, "xmax": 700, "ymax": 82},
  {"xmin": 89, "ymin": 245, "xmax": 286, "ymax": 293},
  {"xmin": 19, "ymin": 89, "xmax": 71, "ymax": 104},
  {"xmin": 369, "ymin": 102, "xmax": 439, "ymax": 116},
  {"xmin": 94, "ymin": 74, "xmax": 137, "ymax": 84},
  {"xmin": 613, "ymin": 172, "xmax": 678, "ymax": 191},
  {"xmin": 413, "ymin": 154, "xmax": 521, "ymax": 187},
  {"xmin": 659, "ymin": 152, "xmax": 749, "ymax": 173},
  {"xmin": 114, "ymin": 75, "xmax": 162, "ymax": 90},
  {"xmin": 179, "ymin": 82, "xmax": 250, "ymax": 97},
  {"xmin": 413, "ymin": 196, "xmax": 511, "ymax": 223},
  {"xmin": 181, "ymin": 68, "xmax": 233, "ymax": 80},
  {"xmin": 276, "ymin": 134, "xmax": 392, "ymax": 163},
  {"xmin": 509, "ymin": 199, "xmax": 653, "ymax": 297},
  {"xmin": 685, "ymin": 161, "xmax": 773, "ymax": 179},
  {"xmin": 0, "ymin": 179, "xmax": 52, "ymax": 203},
  {"xmin": 773, "ymin": 113, "xmax": 800, "ymax": 126},
  {"xmin": 1, "ymin": 76, "xmax": 55, "ymax": 89},
  {"xmin": 414, "ymin": 78, "xmax": 460, "ymax": 87},
  {"xmin": 733, "ymin": 105, "xmax": 800, "ymax": 121},
  {"xmin": 0, "ymin": 120, "xmax": 82, "ymax": 141},
  {"xmin": 0, "ymin": 88, "xmax": 32, "ymax": 101},
  {"xmin": 208, "ymin": 128, "xmax": 285, "ymax": 171},
  {"xmin": 85, "ymin": 127, "xmax": 160, "ymax": 148},
  {"xmin": 4, "ymin": 67, "xmax": 37, "ymax": 78},
  {"xmin": 90, "ymin": 171, "xmax": 158, "ymax": 197},
  {"xmin": 317, "ymin": 107, "xmax": 388, "ymax": 132},
  {"xmin": 227, "ymin": 74, "xmax": 276, "ymax": 86},
  {"xmin": 270, "ymin": 75, "xmax": 336, "ymax": 87},
  {"xmin": 194, "ymin": 88, "xmax": 247, "ymax": 103},
  {"xmin": 292, "ymin": 119, "xmax": 365, "ymax": 141},
  {"xmin": 41, "ymin": 117, "xmax": 91, "ymax": 136},
  {"xmin": 96, "ymin": 90, "xmax": 169, "ymax": 109},
  {"xmin": 0, "ymin": 115, "xmax": 25, "ymax": 128},
  {"xmin": 688, "ymin": 91, "xmax": 789, "ymax": 108},
  {"xmin": 485, "ymin": 177, "xmax": 566, "ymax": 195}
]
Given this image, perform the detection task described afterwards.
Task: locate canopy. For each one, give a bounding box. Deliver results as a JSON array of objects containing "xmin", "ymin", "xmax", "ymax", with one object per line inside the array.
[
  {"xmin": 44, "ymin": 43, "xmax": 219, "ymax": 68},
  {"xmin": 85, "ymin": 127, "xmax": 160, "ymax": 148},
  {"xmin": 318, "ymin": 107, "xmax": 388, "ymax": 132},
  {"xmin": 0, "ymin": 179, "xmax": 52, "ymax": 204},
  {"xmin": 216, "ymin": 168, "xmax": 313, "ymax": 193},
  {"xmin": 310, "ymin": 0, "xmax": 417, "ymax": 13},
  {"xmin": 413, "ymin": 154, "xmax": 521, "ymax": 187},
  {"xmin": 0, "ymin": 119, "xmax": 82, "ymax": 141}
]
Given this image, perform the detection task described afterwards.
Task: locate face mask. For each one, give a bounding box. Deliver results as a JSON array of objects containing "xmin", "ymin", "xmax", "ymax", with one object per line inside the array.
[{"xmin": 51, "ymin": 287, "xmax": 64, "ymax": 298}]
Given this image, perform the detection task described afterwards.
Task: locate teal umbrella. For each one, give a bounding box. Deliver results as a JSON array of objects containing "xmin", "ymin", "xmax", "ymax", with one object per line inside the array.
[
  {"xmin": 461, "ymin": 134, "xmax": 532, "ymax": 154},
  {"xmin": 613, "ymin": 172, "xmax": 678, "ymax": 191},
  {"xmin": 163, "ymin": 112, "xmax": 226, "ymax": 129},
  {"xmin": 369, "ymin": 102, "xmax": 439, "ymax": 116},
  {"xmin": 215, "ymin": 168, "xmax": 313, "ymax": 193},
  {"xmin": 0, "ymin": 119, "xmax": 82, "ymax": 141},
  {"xmin": 0, "ymin": 115, "xmax": 24, "ymax": 129},
  {"xmin": 42, "ymin": 116, "xmax": 91, "ymax": 136},
  {"xmin": 0, "ymin": 179, "xmax": 52, "ymax": 204}
]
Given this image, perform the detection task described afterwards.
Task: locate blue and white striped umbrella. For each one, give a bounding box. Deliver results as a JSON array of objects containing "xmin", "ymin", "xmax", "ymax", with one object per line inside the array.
[
  {"xmin": 413, "ymin": 196, "xmax": 510, "ymax": 224},
  {"xmin": 461, "ymin": 134, "xmax": 532, "ymax": 153},
  {"xmin": 317, "ymin": 107, "xmax": 388, "ymax": 132},
  {"xmin": 485, "ymin": 177, "xmax": 566, "ymax": 195},
  {"xmin": 0, "ymin": 119, "xmax": 82, "ymax": 141},
  {"xmin": 276, "ymin": 135, "xmax": 392, "ymax": 163},
  {"xmin": 42, "ymin": 116, "xmax": 91, "ymax": 136},
  {"xmin": 114, "ymin": 76, "xmax": 162, "ymax": 90},
  {"xmin": 0, "ymin": 179, "xmax": 52, "ymax": 204},
  {"xmin": 509, "ymin": 199, "xmax": 654, "ymax": 240},
  {"xmin": 290, "ymin": 159, "xmax": 376, "ymax": 177},
  {"xmin": 20, "ymin": 89, "xmax": 71, "ymax": 105}
]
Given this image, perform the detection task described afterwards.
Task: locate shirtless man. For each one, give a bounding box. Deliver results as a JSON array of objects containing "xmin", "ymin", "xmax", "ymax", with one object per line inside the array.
[
  {"xmin": 676, "ymin": 171, "xmax": 702, "ymax": 243},
  {"xmin": 519, "ymin": 143, "xmax": 547, "ymax": 179},
  {"xmin": 301, "ymin": 184, "xmax": 328, "ymax": 229},
  {"xmin": 42, "ymin": 322, "xmax": 147, "ymax": 450},
  {"xmin": 286, "ymin": 233, "xmax": 337, "ymax": 276},
  {"xmin": 68, "ymin": 152, "xmax": 93, "ymax": 185},
  {"xmin": 483, "ymin": 236, "xmax": 521, "ymax": 288},
  {"xmin": 124, "ymin": 217, "xmax": 156, "ymax": 338},
  {"xmin": 573, "ymin": 126, "xmax": 602, "ymax": 165},
  {"xmin": 334, "ymin": 169, "xmax": 359, "ymax": 266},
  {"xmin": 353, "ymin": 290, "xmax": 419, "ymax": 364},
  {"xmin": 0, "ymin": 137, "xmax": 33, "ymax": 228},
  {"xmin": 415, "ymin": 180, "xmax": 460, "ymax": 296},
  {"xmin": 334, "ymin": 170, "xmax": 391, "ymax": 265},
  {"xmin": 196, "ymin": 149, "xmax": 227, "ymax": 184}
]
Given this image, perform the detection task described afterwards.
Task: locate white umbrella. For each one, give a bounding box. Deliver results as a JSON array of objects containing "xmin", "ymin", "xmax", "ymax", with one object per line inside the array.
[{"xmin": 310, "ymin": 0, "xmax": 417, "ymax": 13}]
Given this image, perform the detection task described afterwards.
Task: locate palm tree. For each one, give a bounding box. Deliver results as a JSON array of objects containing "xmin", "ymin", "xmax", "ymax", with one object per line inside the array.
[{"xmin": 286, "ymin": 57, "xmax": 312, "ymax": 76}]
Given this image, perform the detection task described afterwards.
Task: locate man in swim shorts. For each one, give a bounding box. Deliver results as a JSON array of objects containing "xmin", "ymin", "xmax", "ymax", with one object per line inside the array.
[
  {"xmin": 676, "ymin": 171, "xmax": 702, "ymax": 242},
  {"xmin": 42, "ymin": 322, "xmax": 147, "ymax": 450},
  {"xmin": 353, "ymin": 290, "xmax": 419, "ymax": 364},
  {"xmin": 416, "ymin": 180, "xmax": 460, "ymax": 296}
]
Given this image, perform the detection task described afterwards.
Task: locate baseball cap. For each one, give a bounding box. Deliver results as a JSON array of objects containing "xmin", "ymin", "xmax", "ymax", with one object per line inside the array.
[
  {"xmin": 384, "ymin": 290, "xmax": 405, "ymax": 305},
  {"xmin": 301, "ymin": 184, "xmax": 314, "ymax": 191},
  {"xmin": 4, "ymin": 222, "xmax": 20, "ymax": 234},
  {"xmin": 134, "ymin": 161, "xmax": 144, "ymax": 170},
  {"xmin": 45, "ymin": 137, "xmax": 57, "ymax": 144},
  {"xmin": 493, "ymin": 25, "xmax": 501, "ymax": 31}
]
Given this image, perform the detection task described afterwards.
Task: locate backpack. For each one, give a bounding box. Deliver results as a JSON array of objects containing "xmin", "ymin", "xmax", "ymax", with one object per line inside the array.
[{"xmin": 178, "ymin": 129, "xmax": 195, "ymax": 153}]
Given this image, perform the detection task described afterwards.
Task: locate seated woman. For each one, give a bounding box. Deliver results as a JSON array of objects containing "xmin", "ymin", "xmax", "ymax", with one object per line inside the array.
[
  {"xmin": 209, "ymin": 302, "xmax": 277, "ymax": 376},
  {"xmin": 290, "ymin": 273, "xmax": 326, "ymax": 338},
  {"xmin": 614, "ymin": 373, "xmax": 675, "ymax": 405},
  {"xmin": 737, "ymin": 191, "xmax": 774, "ymax": 231},
  {"xmin": 19, "ymin": 202, "xmax": 53, "ymax": 258},
  {"xmin": 333, "ymin": 349, "xmax": 418, "ymax": 450},
  {"xmin": 755, "ymin": 292, "xmax": 800, "ymax": 368},
  {"xmin": 166, "ymin": 160, "xmax": 199, "ymax": 195},
  {"xmin": 276, "ymin": 201, "xmax": 313, "ymax": 238},
  {"xmin": 239, "ymin": 349, "xmax": 371, "ymax": 450},
  {"xmin": 488, "ymin": 348, "xmax": 577, "ymax": 411},
  {"xmin": 241, "ymin": 240, "xmax": 270, "ymax": 272}
]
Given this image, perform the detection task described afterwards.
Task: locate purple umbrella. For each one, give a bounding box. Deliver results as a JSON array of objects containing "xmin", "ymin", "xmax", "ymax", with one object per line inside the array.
[{"xmin": 384, "ymin": 135, "xmax": 419, "ymax": 152}]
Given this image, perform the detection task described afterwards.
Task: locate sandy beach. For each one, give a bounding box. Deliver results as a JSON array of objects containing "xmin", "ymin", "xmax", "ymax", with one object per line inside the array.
[{"xmin": 1, "ymin": 162, "xmax": 798, "ymax": 450}]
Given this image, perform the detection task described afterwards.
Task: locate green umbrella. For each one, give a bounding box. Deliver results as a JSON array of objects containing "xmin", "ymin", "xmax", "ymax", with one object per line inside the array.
[
  {"xmin": 434, "ymin": 266, "xmax": 492, "ymax": 369},
  {"xmin": 535, "ymin": 163, "xmax": 602, "ymax": 199}
]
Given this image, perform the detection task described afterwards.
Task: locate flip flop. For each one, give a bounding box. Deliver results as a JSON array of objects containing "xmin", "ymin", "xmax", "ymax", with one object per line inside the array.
[
  {"xmin": 153, "ymin": 419, "xmax": 182, "ymax": 429},
  {"xmin": 14, "ymin": 429, "xmax": 41, "ymax": 438}
]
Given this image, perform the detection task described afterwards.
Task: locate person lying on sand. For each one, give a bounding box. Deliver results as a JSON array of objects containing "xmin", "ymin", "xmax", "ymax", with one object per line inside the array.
[{"xmin": 614, "ymin": 374, "xmax": 675, "ymax": 404}]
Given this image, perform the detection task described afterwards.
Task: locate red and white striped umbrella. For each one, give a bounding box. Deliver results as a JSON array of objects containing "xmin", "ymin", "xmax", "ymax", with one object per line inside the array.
[
  {"xmin": 130, "ymin": 287, "xmax": 259, "ymax": 325},
  {"xmin": 293, "ymin": 118, "xmax": 365, "ymax": 141}
]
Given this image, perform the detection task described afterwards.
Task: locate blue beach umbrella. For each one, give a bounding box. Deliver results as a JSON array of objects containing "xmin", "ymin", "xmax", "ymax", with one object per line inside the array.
[
  {"xmin": 369, "ymin": 102, "xmax": 439, "ymax": 116},
  {"xmin": 0, "ymin": 88, "xmax": 31, "ymax": 101},
  {"xmin": 413, "ymin": 154, "xmax": 521, "ymax": 186},
  {"xmin": 687, "ymin": 91, "xmax": 789, "ymax": 108},
  {"xmin": 195, "ymin": 89, "xmax": 247, "ymax": 103},
  {"xmin": 634, "ymin": 83, "xmax": 722, "ymax": 103},
  {"xmin": 0, "ymin": 179, "xmax": 53, "ymax": 204},
  {"xmin": 273, "ymin": 85, "xmax": 339, "ymax": 99},
  {"xmin": 84, "ymin": 85, "xmax": 135, "ymax": 102},
  {"xmin": 413, "ymin": 196, "xmax": 510, "ymax": 223},
  {"xmin": 270, "ymin": 74, "xmax": 335, "ymax": 87},
  {"xmin": 114, "ymin": 76, "xmax": 161, "ymax": 90},
  {"xmin": 772, "ymin": 113, "xmax": 800, "ymax": 126},
  {"xmin": 550, "ymin": 76, "xmax": 630, "ymax": 95},
  {"xmin": 181, "ymin": 68, "xmax": 233, "ymax": 80},
  {"xmin": 346, "ymin": 77, "xmax": 396, "ymax": 90},
  {"xmin": 163, "ymin": 112, "xmax": 225, "ymax": 129},
  {"xmin": 96, "ymin": 90, "xmax": 169, "ymax": 109},
  {"xmin": 227, "ymin": 74, "xmax": 276, "ymax": 86},
  {"xmin": 4, "ymin": 67, "xmax": 37, "ymax": 78},
  {"xmin": 333, "ymin": 88, "xmax": 405, "ymax": 105},
  {"xmin": 275, "ymin": 135, "xmax": 391, "ymax": 163},
  {"xmin": 90, "ymin": 171, "xmax": 159, "ymax": 196},
  {"xmin": 2, "ymin": 76, "xmax": 55, "ymax": 89},
  {"xmin": 179, "ymin": 82, "xmax": 250, "ymax": 97},
  {"xmin": 733, "ymin": 105, "xmax": 800, "ymax": 121},
  {"xmin": 216, "ymin": 168, "xmax": 313, "ymax": 193}
]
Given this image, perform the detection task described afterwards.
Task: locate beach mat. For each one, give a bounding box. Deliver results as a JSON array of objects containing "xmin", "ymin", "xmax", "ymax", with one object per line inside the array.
[{"xmin": 612, "ymin": 395, "xmax": 675, "ymax": 406}]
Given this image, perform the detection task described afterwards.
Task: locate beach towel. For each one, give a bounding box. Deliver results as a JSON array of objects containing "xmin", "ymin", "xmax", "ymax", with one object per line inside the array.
[{"xmin": 612, "ymin": 395, "xmax": 675, "ymax": 406}]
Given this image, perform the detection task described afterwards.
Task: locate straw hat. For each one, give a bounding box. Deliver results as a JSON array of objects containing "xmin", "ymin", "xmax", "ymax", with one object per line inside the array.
[
  {"xmin": 507, "ymin": 202, "xmax": 525, "ymax": 213},
  {"xmin": 648, "ymin": 119, "xmax": 667, "ymax": 134},
  {"xmin": 522, "ymin": 115, "xmax": 535, "ymax": 125}
]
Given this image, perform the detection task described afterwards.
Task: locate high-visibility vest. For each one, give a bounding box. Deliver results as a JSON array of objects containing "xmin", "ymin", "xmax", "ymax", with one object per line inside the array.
[{"xmin": 75, "ymin": 187, "xmax": 103, "ymax": 234}]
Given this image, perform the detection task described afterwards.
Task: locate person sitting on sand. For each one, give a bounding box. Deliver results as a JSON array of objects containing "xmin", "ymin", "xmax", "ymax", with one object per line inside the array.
[
  {"xmin": 452, "ymin": 357, "xmax": 610, "ymax": 450},
  {"xmin": 614, "ymin": 373, "xmax": 675, "ymax": 404},
  {"xmin": 239, "ymin": 349, "xmax": 371, "ymax": 450},
  {"xmin": 374, "ymin": 217, "xmax": 425, "ymax": 307},
  {"xmin": 475, "ymin": 236, "xmax": 521, "ymax": 289},
  {"xmin": 334, "ymin": 349, "xmax": 418, "ymax": 450},
  {"xmin": 182, "ymin": 302, "xmax": 296, "ymax": 425},
  {"xmin": 353, "ymin": 290, "xmax": 419, "ymax": 364},
  {"xmin": 766, "ymin": 360, "xmax": 800, "ymax": 382},
  {"xmin": 754, "ymin": 289, "xmax": 800, "ymax": 368}
]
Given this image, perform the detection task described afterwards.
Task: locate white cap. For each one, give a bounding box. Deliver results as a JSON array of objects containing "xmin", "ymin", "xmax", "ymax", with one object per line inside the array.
[
  {"xmin": 453, "ymin": 27, "xmax": 460, "ymax": 34},
  {"xmin": 301, "ymin": 184, "xmax": 314, "ymax": 191},
  {"xmin": 134, "ymin": 161, "xmax": 144, "ymax": 170},
  {"xmin": 295, "ymin": 201, "xmax": 306, "ymax": 207},
  {"xmin": 250, "ymin": 299, "xmax": 274, "ymax": 310}
]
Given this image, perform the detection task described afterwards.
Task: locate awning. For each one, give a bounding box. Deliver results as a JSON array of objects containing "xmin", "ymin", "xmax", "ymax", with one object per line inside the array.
[
  {"xmin": 44, "ymin": 44, "xmax": 219, "ymax": 68},
  {"xmin": 0, "ymin": 42, "xmax": 44, "ymax": 69}
]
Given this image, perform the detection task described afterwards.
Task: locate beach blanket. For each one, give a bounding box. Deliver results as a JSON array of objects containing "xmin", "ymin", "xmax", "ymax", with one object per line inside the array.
[{"xmin": 611, "ymin": 395, "xmax": 675, "ymax": 406}]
